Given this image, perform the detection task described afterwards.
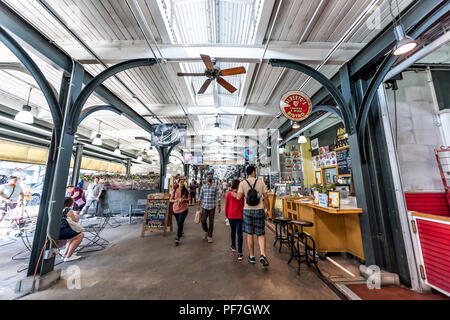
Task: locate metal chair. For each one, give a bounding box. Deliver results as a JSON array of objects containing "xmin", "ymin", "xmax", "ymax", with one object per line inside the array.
[{"xmin": 77, "ymin": 214, "xmax": 110, "ymax": 254}]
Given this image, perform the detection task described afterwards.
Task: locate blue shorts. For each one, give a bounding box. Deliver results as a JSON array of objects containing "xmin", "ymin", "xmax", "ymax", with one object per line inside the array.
[
  {"xmin": 73, "ymin": 204, "xmax": 85, "ymax": 211},
  {"xmin": 59, "ymin": 227, "xmax": 80, "ymax": 240},
  {"xmin": 243, "ymin": 209, "xmax": 266, "ymax": 236}
]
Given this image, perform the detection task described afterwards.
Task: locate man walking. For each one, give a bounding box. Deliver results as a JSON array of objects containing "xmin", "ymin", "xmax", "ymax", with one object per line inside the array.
[
  {"xmin": 0, "ymin": 176, "xmax": 24, "ymax": 222},
  {"xmin": 197, "ymin": 175, "xmax": 221, "ymax": 243},
  {"xmin": 81, "ymin": 177, "xmax": 104, "ymax": 217},
  {"xmin": 232, "ymin": 165, "xmax": 270, "ymax": 266}
]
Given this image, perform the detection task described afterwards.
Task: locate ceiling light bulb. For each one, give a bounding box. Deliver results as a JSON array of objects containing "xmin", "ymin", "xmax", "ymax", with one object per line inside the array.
[
  {"xmin": 292, "ymin": 122, "xmax": 300, "ymax": 129},
  {"xmin": 277, "ymin": 137, "xmax": 283, "ymax": 141},
  {"xmin": 393, "ymin": 25, "xmax": 417, "ymax": 56},
  {"xmin": 114, "ymin": 147, "xmax": 121, "ymax": 155},
  {"xmin": 298, "ymin": 135, "xmax": 307, "ymax": 144},
  {"xmin": 137, "ymin": 155, "xmax": 143, "ymax": 161},
  {"xmin": 14, "ymin": 105, "xmax": 34, "ymax": 124},
  {"xmin": 92, "ymin": 134, "xmax": 102, "ymax": 146}
]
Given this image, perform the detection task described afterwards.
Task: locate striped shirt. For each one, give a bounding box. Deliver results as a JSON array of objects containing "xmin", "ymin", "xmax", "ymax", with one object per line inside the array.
[{"xmin": 199, "ymin": 183, "xmax": 221, "ymax": 210}]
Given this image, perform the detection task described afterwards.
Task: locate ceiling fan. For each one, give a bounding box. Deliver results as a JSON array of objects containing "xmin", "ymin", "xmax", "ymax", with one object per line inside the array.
[{"xmin": 177, "ymin": 54, "xmax": 246, "ymax": 94}]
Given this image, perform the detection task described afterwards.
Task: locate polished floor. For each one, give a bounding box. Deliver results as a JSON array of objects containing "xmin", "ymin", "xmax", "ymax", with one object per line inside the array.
[{"xmin": 13, "ymin": 203, "xmax": 339, "ymax": 300}]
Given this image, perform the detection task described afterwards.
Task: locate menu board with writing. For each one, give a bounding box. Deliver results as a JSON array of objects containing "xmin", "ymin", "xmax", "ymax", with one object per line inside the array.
[
  {"xmin": 141, "ymin": 193, "xmax": 169, "ymax": 237},
  {"xmin": 336, "ymin": 148, "xmax": 352, "ymax": 176}
]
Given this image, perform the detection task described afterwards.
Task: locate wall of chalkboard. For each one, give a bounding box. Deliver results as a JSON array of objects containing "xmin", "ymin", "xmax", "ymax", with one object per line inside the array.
[{"xmin": 337, "ymin": 148, "xmax": 352, "ymax": 175}]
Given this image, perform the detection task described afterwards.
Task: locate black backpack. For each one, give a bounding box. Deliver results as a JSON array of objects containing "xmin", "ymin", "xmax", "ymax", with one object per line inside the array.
[{"xmin": 245, "ymin": 179, "xmax": 260, "ymax": 206}]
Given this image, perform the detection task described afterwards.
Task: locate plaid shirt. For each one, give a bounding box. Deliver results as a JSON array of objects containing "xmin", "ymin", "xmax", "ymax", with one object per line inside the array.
[{"xmin": 199, "ymin": 183, "xmax": 221, "ymax": 210}]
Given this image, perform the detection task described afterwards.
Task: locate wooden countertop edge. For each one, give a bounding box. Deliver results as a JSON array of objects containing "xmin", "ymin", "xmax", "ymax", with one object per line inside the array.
[
  {"xmin": 293, "ymin": 200, "xmax": 363, "ymax": 214},
  {"xmin": 409, "ymin": 211, "xmax": 450, "ymax": 222}
]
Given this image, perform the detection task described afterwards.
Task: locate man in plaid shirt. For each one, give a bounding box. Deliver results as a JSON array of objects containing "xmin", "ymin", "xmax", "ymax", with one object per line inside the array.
[{"xmin": 197, "ymin": 175, "xmax": 221, "ymax": 243}]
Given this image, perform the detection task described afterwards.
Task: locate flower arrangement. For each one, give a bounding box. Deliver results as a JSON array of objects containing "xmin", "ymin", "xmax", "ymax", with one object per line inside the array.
[{"xmin": 79, "ymin": 173, "xmax": 160, "ymax": 191}]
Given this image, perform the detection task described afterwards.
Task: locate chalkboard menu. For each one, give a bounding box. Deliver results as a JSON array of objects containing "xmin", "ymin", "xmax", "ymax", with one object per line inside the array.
[
  {"xmin": 337, "ymin": 148, "xmax": 352, "ymax": 176},
  {"xmin": 141, "ymin": 193, "xmax": 169, "ymax": 237}
]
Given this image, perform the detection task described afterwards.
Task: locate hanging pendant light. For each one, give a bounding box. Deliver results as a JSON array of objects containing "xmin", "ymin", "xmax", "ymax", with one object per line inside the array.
[
  {"xmin": 291, "ymin": 120, "xmax": 300, "ymax": 129},
  {"xmin": 298, "ymin": 135, "xmax": 307, "ymax": 144},
  {"xmin": 92, "ymin": 121, "xmax": 102, "ymax": 146},
  {"xmin": 390, "ymin": 0, "xmax": 417, "ymax": 56},
  {"xmin": 114, "ymin": 146, "xmax": 121, "ymax": 155},
  {"xmin": 393, "ymin": 25, "xmax": 417, "ymax": 56},
  {"xmin": 15, "ymin": 88, "xmax": 34, "ymax": 124}
]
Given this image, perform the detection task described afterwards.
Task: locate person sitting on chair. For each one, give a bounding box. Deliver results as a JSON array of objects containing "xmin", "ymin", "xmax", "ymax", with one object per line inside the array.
[
  {"xmin": 59, "ymin": 197, "xmax": 84, "ymax": 262},
  {"xmin": 0, "ymin": 176, "xmax": 24, "ymax": 222}
]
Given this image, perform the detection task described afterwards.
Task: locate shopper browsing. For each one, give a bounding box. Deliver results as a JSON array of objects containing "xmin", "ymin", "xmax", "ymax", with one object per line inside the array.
[
  {"xmin": 232, "ymin": 165, "xmax": 270, "ymax": 266},
  {"xmin": 225, "ymin": 179, "xmax": 245, "ymax": 261},
  {"xmin": 59, "ymin": 197, "xmax": 84, "ymax": 262},
  {"xmin": 197, "ymin": 176, "xmax": 221, "ymax": 243},
  {"xmin": 0, "ymin": 176, "xmax": 24, "ymax": 222},
  {"xmin": 170, "ymin": 178, "xmax": 190, "ymax": 246},
  {"xmin": 81, "ymin": 177, "xmax": 104, "ymax": 217},
  {"xmin": 189, "ymin": 180, "xmax": 198, "ymax": 206},
  {"xmin": 66, "ymin": 185, "xmax": 86, "ymax": 218}
]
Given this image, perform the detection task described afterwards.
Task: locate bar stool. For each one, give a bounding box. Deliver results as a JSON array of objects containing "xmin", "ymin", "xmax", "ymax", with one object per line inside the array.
[
  {"xmin": 272, "ymin": 217, "xmax": 292, "ymax": 252},
  {"xmin": 288, "ymin": 220, "xmax": 322, "ymax": 276}
]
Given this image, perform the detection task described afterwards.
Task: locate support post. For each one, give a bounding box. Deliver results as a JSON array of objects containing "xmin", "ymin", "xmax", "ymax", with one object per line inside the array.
[
  {"xmin": 126, "ymin": 159, "xmax": 132, "ymax": 177},
  {"xmin": 71, "ymin": 143, "xmax": 83, "ymax": 186}
]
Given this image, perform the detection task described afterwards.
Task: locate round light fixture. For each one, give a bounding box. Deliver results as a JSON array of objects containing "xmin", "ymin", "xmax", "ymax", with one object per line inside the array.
[
  {"xmin": 15, "ymin": 104, "xmax": 34, "ymax": 124},
  {"xmin": 137, "ymin": 155, "xmax": 143, "ymax": 161},
  {"xmin": 92, "ymin": 134, "xmax": 102, "ymax": 146},
  {"xmin": 291, "ymin": 120, "xmax": 300, "ymax": 129},
  {"xmin": 114, "ymin": 147, "xmax": 121, "ymax": 155},
  {"xmin": 393, "ymin": 25, "xmax": 417, "ymax": 56}
]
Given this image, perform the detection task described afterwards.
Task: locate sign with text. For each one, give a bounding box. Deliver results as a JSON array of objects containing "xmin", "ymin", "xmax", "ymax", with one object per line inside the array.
[
  {"xmin": 150, "ymin": 124, "xmax": 187, "ymax": 147},
  {"xmin": 280, "ymin": 91, "xmax": 312, "ymax": 122}
]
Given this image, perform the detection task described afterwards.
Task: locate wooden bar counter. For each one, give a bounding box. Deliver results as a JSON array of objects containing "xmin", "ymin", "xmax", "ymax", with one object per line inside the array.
[{"xmin": 282, "ymin": 197, "xmax": 365, "ymax": 261}]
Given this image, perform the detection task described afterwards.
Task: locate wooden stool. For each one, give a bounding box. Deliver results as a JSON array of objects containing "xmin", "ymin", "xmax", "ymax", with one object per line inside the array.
[{"xmin": 272, "ymin": 217, "xmax": 292, "ymax": 253}]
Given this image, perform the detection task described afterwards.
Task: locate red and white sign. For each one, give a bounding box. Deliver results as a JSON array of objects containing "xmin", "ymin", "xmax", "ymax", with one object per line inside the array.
[{"xmin": 280, "ymin": 91, "xmax": 312, "ymax": 122}]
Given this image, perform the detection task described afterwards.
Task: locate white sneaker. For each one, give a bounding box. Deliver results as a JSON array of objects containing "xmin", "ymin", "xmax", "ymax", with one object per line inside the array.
[{"xmin": 64, "ymin": 254, "xmax": 82, "ymax": 262}]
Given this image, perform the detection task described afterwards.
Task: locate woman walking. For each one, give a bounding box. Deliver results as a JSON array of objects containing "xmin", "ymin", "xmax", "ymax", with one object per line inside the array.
[
  {"xmin": 225, "ymin": 179, "xmax": 245, "ymax": 261},
  {"xmin": 170, "ymin": 178, "xmax": 190, "ymax": 246}
]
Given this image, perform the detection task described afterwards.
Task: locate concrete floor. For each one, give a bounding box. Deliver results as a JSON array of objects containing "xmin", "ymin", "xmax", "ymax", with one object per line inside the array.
[{"xmin": 9, "ymin": 204, "xmax": 340, "ymax": 300}]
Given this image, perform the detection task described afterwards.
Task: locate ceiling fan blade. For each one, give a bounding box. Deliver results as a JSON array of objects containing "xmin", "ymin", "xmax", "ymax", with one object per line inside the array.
[
  {"xmin": 200, "ymin": 54, "xmax": 215, "ymax": 71},
  {"xmin": 177, "ymin": 72, "xmax": 206, "ymax": 76},
  {"xmin": 217, "ymin": 77, "xmax": 237, "ymax": 93},
  {"xmin": 219, "ymin": 67, "xmax": 246, "ymax": 76},
  {"xmin": 198, "ymin": 79, "xmax": 212, "ymax": 94}
]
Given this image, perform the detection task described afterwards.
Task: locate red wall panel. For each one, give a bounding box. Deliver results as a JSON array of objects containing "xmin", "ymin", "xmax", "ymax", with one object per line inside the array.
[
  {"xmin": 405, "ymin": 193, "xmax": 450, "ymax": 217},
  {"xmin": 416, "ymin": 218, "xmax": 450, "ymax": 295}
]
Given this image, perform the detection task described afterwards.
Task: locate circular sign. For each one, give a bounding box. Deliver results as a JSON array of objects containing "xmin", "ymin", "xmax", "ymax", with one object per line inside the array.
[
  {"xmin": 244, "ymin": 148, "xmax": 254, "ymax": 161},
  {"xmin": 280, "ymin": 91, "xmax": 312, "ymax": 122}
]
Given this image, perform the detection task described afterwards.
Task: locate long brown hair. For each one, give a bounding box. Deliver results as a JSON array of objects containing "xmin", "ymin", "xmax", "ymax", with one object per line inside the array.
[{"xmin": 173, "ymin": 179, "xmax": 189, "ymax": 198}]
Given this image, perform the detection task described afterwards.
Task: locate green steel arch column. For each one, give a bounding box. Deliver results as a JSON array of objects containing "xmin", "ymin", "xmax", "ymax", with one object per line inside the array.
[
  {"xmin": 268, "ymin": 58, "xmax": 377, "ymax": 266},
  {"xmin": 68, "ymin": 58, "xmax": 157, "ymax": 135}
]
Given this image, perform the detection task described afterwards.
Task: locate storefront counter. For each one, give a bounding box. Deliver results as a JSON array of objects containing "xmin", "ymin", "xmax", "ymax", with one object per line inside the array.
[{"xmin": 285, "ymin": 199, "xmax": 365, "ymax": 260}]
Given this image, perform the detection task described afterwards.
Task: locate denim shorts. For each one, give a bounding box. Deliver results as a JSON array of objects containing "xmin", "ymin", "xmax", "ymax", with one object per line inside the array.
[{"xmin": 243, "ymin": 209, "xmax": 266, "ymax": 236}]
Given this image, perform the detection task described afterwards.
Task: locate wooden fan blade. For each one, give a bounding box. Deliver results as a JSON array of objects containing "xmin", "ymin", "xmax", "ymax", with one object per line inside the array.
[
  {"xmin": 219, "ymin": 67, "xmax": 246, "ymax": 76},
  {"xmin": 217, "ymin": 77, "xmax": 237, "ymax": 93},
  {"xmin": 177, "ymin": 72, "xmax": 206, "ymax": 76},
  {"xmin": 200, "ymin": 54, "xmax": 214, "ymax": 71},
  {"xmin": 198, "ymin": 79, "xmax": 212, "ymax": 94}
]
